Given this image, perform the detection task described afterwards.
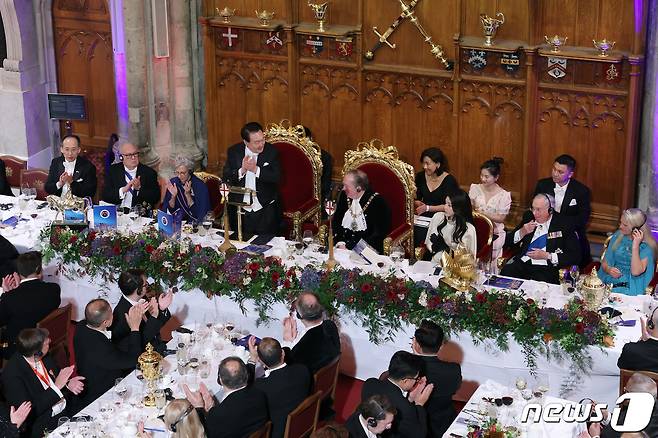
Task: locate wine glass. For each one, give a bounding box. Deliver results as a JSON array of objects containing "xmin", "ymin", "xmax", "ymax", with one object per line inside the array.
[
  {"xmin": 302, "ymin": 230, "xmax": 314, "ymax": 247},
  {"xmin": 57, "ymin": 417, "xmax": 71, "ymax": 437},
  {"xmin": 202, "ymin": 220, "xmax": 212, "ymax": 234},
  {"xmin": 570, "ymin": 265, "xmax": 580, "ymax": 287},
  {"xmin": 390, "ymin": 244, "xmax": 404, "ymax": 267},
  {"xmin": 114, "ymin": 378, "xmax": 128, "ymax": 405}
]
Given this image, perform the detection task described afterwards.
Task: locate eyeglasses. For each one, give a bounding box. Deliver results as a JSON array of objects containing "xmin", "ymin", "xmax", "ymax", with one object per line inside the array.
[{"xmin": 122, "ymin": 152, "xmax": 140, "ymax": 159}]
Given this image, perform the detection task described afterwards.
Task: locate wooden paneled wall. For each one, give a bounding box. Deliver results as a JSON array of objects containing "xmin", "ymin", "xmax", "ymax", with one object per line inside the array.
[
  {"xmin": 202, "ymin": 0, "xmax": 648, "ymax": 233},
  {"xmin": 52, "ymin": 0, "xmax": 117, "ymax": 150}
]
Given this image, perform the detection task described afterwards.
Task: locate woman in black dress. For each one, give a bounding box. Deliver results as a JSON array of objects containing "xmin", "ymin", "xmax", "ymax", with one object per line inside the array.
[{"xmin": 414, "ymin": 147, "xmax": 459, "ymax": 246}]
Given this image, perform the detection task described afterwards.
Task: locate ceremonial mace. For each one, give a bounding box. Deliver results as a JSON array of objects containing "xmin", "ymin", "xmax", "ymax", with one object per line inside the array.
[
  {"xmin": 364, "ymin": 0, "xmax": 422, "ymax": 60},
  {"xmin": 399, "ymin": 0, "xmax": 452, "ymax": 69}
]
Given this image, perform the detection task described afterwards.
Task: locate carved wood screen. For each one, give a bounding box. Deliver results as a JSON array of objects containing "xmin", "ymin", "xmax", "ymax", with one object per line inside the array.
[
  {"xmin": 52, "ymin": 0, "xmax": 117, "ymax": 150},
  {"xmin": 202, "ymin": 0, "xmax": 648, "ymax": 233}
]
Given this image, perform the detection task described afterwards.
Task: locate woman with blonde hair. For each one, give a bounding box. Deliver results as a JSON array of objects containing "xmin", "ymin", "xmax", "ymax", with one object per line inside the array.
[
  {"xmin": 598, "ymin": 208, "xmax": 657, "ymax": 295},
  {"xmin": 139, "ymin": 399, "xmax": 206, "ymax": 438}
]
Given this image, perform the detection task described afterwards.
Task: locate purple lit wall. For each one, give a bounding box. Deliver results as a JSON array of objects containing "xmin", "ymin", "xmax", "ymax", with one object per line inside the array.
[{"xmin": 110, "ymin": 0, "xmax": 129, "ymax": 136}]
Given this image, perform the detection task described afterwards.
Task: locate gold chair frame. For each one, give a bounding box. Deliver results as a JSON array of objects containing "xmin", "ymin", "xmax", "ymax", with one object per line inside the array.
[
  {"xmin": 342, "ymin": 139, "xmax": 416, "ymax": 255},
  {"xmin": 473, "ymin": 211, "xmax": 494, "ymax": 259},
  {"xmin": 265, "ymin": 120, "xmax": 323, "ymax": 241}
]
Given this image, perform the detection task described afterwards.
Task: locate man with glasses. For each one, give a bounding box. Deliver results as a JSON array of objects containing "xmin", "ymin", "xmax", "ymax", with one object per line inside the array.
[
  {"xmin": 103, "ymin": 142, "xmax": 160, "ymax": 209},
  {"xmin": 500, "ymin": 193, "xmax": 581, "ymax": 284},
  {"xmin": 45, "ymin": 134, "xmax": 97, "ymax": 198},
  {"xmin": 361, "ymin": 351, "xmax": 433, "ymax": 438}
]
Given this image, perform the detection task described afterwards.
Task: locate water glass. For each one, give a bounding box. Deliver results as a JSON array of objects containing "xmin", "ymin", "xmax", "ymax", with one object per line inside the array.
[
  {"xmin": 99, "ymin": 401, "xmax": 113, "ymax": 421},
  {"xmin": 57, "ymin": 417, "xmax": 71, "ymax": 436},
  {"xmin": 200, "ymin": 360, "xmax": 210, "ymax": 379},
  {"xmin": 154, "ymin": 389, "xmax": 166, "ymax": 410}
]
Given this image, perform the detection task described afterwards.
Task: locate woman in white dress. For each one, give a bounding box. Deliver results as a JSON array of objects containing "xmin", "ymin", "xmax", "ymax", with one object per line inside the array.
[
  {"xmin": 424, "ymin": 189, "xmax": 477, "ymax": 264},
  {"xmin": 468, "ymin": 157, "xmax": 511, "ymax": 260}
]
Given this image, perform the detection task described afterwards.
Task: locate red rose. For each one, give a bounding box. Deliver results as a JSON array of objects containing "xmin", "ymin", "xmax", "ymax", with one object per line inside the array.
[
  {"xmin": 194, "ymin": 244, "xmax": 202, "ymax": 253},
  {"xmin": 575, "ymin": 323, "xmax": 585, "ymax": 334},
  {"xmin": 287, "ymin": 268, "xmax": 295, "ymax": 277},
  {"xmin": 87, "ymin": 231, "xmax": 96, "ymax": 241},
  {"xmin": 348, "ymin": 296, "xmax": 355, "ymax": 303},
  {"xmin": 475, "ymin": 292, "xmax": 486, "ymax": 303},
  {"xmin": 386, "ymin": 290, "xmax": 397, "ymax": 302},
  {"xmin": 283, "ymin": 279, "xmax": 291, "ymax": 288},
  {"xmin": 428, "ymin": 296, "xmax": 442, "ymax": 309},
  {"xmin": 248, "ymin": 262, "xmax": 260, "ymax": 271},
  {"xmin": 526, "ymin": 298, "xmax": 535, "ymax": 305},
  {"xmin": 69, "ymin": 235, "xmax": 78, "ymax": 244},
  {"xmin": 361, "ymin": 284, "xmax": 372, "ymax": 293},
  {"xmin": 271, "ymin": 271, "xmax": 280, "ymax": 282},
  {"xmin": 112, "ymin": 245, "xmax": 121, "ymax": 255},
  {"xmin": 145, "ymin": 244, "xmax": 154, "ymax": 254}
]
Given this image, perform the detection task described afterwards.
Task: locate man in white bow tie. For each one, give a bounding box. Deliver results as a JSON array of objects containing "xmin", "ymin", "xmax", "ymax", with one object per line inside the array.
[
  {"xmin": 501, "ymin": 193, "xmax": 582, "ymax": 284},
  {"xmin": 532, "ymin": 154, "xmax": 592, "ymax": 267},
  {"xmin": 45, "ymin": 135, "xmax": 98, "ymax": 198}
]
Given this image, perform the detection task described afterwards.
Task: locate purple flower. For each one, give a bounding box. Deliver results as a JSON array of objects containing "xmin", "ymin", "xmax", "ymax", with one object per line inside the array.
[{"xmin": 300, "ymin": 267, "xmax": 321, "ymax": 290}]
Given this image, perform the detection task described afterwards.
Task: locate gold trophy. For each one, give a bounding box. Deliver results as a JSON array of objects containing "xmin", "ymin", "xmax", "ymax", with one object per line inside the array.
[
  {"xmin": 480, "ymin": 12, "xmax": 505, "ymax": 46},
  {"xmin": 255, "ymin": 10, "xmax": 275, "ymax": 26},
  {"xmin": 216, "ymin": 7, "xmax": 236, "ymax": 23},
  {"xmin": 308, "ymin": 1, "xmax": 329, "ymax": 33},
  {"xmin": 137, "ymin": 343, "xmax": 163, "ymax": 407},
  {"xmin": 439, "ymin": 245, "xmax": 477, "ymax": 292},
  {"xmin": 593, "ymin": 39, "xmax": 615, "ymax": 57},
  {"xmin": 46, "ymin": 184, "xmax": 91, "ymax": 222},
  {"xmin": 544, "ymin": 35, "xmax": 568, "ymax": 52}
]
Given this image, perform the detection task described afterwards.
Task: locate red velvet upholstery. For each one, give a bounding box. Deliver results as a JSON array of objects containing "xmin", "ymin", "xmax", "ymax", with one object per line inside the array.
[
  {"xmin": 0, "ymin": 155, "xmax": 26, "ymax": 188},
  {"xmin": 284, "ymin": 391, "xmax": 322, "ymax": 438},
  {"xmin": 20, "ymin": 168, "xmax": 49, "ymax": 200},
  {"xmin": 38, "ymin": 304, "xmax": 72, "ymax": 369},
  {"xmin": 273, "ymin": 142, "xmax": 316, "ymax": 213},
  {"xmin": 313, "ymin": 355, "xmax": 340, "ymax": 403},
  {"xmin": 472, "ymin": 213, "xmax": 494, "ymax": 260},
  {"xmin": 194, "ymin": 172, "xmax": 224, "ymax": 218},
  {"xmin": 358, "ymin": 163, "xmax": 406, "ymax": 236}
]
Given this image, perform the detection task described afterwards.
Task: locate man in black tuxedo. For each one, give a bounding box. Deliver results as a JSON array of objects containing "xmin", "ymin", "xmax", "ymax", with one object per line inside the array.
[
  {"xmin": 282, "ymin": 291, "xmax": 341, "ymax": 375},
  {"xmin": 533, "ymin": 154, "xmax": 591, "ymax": 266},
  {"xmin": 247, "ymin": 337, "xmax": 311, "ymax": 438},
  {"xmin": 102, "ymin": 142, "xmax": 160, "ymax": 208},
  {"xmin": 45, "ymin": 135, "xmax": 98, "ymax": 199},
  {"xmin": 617, "ymin": 310, "xmax": 658, "ymax": 373},
  {"xmin": 73, "ymin": 298, "xmax": 144, "ymax": 409},
  {"xmin": 2, "ymin": 328, "xmax": 84, "ymax": 438},
  {"xmin": 0, "ymin": 159, "xmax": 14, "ymax": 196},
  {"xmin": 222, "ymin": 122, "xmax": 282, "ymax": 237},
  {"xmin": 361, "ymin": 351, "xmax": 433, "ymax": 438},
  {"xmin": 110, "ymin": 269, "xmax": 172, "ymax": 354},
  {"xmin": 0, "ymin": 251, "xmax": 60, "ymax": 360},
  {"xmin": 600, "ymin": 372, "xmax": 658, "ymax": 438},
  {"xmin": 332, "ymin": 169, "xmax": 391, "ymax": 254},
  {"xmin": 501, "ymin": 194, "xmax": 581, "ymax": 284},
  {"xmin": 0, "ymin": 235, "xmax": 18, "ymax": 277},
  {"xmin": 345, "ymin": 394, "xmax": 396, "ymax": 438},
  {"xmin": 186, "ymin": 357, "xmax": 269, "ymax": 438},
  {"xmin": 411, "ymin": 320, "xmax": 461, "ymax": 437}
]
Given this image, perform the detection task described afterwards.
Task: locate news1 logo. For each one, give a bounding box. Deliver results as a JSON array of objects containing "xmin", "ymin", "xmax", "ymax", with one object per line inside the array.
[{"xmin": 520, "ymin": 393, "xmax": 655, "ymax": 432}]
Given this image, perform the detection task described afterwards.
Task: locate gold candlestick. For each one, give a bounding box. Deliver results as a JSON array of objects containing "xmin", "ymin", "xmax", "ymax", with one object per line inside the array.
[{"xmin": 218, "ymin": 184, "xmax": 236, "ymax": 254}]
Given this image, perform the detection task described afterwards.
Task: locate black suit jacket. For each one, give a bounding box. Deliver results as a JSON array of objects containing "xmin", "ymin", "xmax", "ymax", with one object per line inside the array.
[
  {"xmin": 109, "ymin": 296, "xmax": 170, "ymax": 354},
  {"xmin": 73, "ymin": 322, "xmax": 141, "ymax": 409},
  {"xmin": 332, "ymin": 190, "xmax": 391, "ymax": 254},
  {"xmin": 254, "ymin": 363, "xmax": 311, "ymax": 438},
  {"xmin": 0, "ymin": 235, "xmax": 18, "ymax": 277},
  {"xmin": 222, "ymin": 142, "xmax": 281, "ymax": 208},
  {"xmin": 0, "ymin": 160, "xmax": 13, "ymax": 196},
  {"xmin": 361, "ymin": 378, "xmax": 427, "ymax": 438},
  {"xmin": 102, "ymin": 162, "xmax": 160, "ymax": 207},
  {"xmin": 205, "ymin": 386, "xmax": 269, "ymax": 438},
  {"xmin": 45, "ymin": 155, "xmax": 98, "ymax": 198},
  {"xmin": 346, "ymin": 412, "xmax": 370, "ymax": 438},
  {"xmin": 285, "ymin": 320, "xmax": 341, "ymax": 375},
  {"xmin": 617, "ymin": 339, "xmax": 658, "ymax": 373},
  {"xmin": 601, "ymin": 403, "xmax": 658, "ymax": 438},
  {"xmin": 533, "ymin": 177, "xmax": 591, "ymax": 262},
  {"xmin": 0, "ymin": 280, "xmax": 61, "ymax": 359},
  {"xmin": 2, "ymin": 353, "xmax": 70, "ymax": 438},
  {"xmin": 504, "ymin": 213, "xmax": 582, "ymax": 268},
  {"xmin": 418, "ymin": 355, "xmax": 461, "ymax": 437}
]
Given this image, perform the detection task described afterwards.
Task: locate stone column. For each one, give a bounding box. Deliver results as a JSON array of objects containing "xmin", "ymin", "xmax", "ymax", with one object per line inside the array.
[{"xmin": 637, "ymin": 0, "xmax": 658, "ymax": 228}]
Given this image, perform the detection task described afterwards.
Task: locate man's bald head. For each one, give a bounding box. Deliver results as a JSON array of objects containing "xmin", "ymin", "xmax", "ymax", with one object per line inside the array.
[
  {"xmin": 85, "ymin": 298, "xmax": 112, "ymax": 328},
  {"xmin": 296, "ymin": 291, "xmax": 324, "ymax": 322},
  {"xmin": 218, "ymin": 357, "xmax": 248, "ymax": 390},
  {"xmin": 626, "ymin": 373, "xmax": 658, "ymax": 398},
  {"xmin": 257, "ymin": 337, "xmax": 284, "ymax": 368}
]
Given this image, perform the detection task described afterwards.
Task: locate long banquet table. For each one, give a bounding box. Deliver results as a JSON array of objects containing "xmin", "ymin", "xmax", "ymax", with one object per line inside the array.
[{"xmin": 0, "ymin": 195, "xmax": 647, "ymax": 408}]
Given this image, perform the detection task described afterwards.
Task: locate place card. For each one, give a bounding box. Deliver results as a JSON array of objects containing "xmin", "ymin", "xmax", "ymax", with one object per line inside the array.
[{"xmin": 484, "ymin": 275, "xmax": 523, "ymax": 290}]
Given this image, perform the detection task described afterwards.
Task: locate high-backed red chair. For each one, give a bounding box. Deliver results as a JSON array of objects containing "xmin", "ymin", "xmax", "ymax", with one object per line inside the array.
[
  {"xmin": 266, "ymin": 121, "xmax": 322, "ymax": 241},
  {"xmin": 283, "ymin": 391, "xmax": 322, "ymax": 438},
  {"xmin": 343, "ymin": 140, "xmax": 416, "ymax": 255},
  {"xmin": 0, "ymin": 155, "xmax": 26, "ymax": 188},
  {"xmin": 195, "ymin": 171, "xmax": 224, "ymax": 218},
  {"xmin": 37, "ymin": 304, "xmax": 72, "ymax": 369},
  {"xmin": 313, "ymin": 355, "xmax": 340, "ymax": 408},
  {"xmin": 248, "ymin": 421, "xmax": 272, "ymax": 438},
  {"xmin": 20, "ymin": 168, "xmax": 49, "ymax": 200},
  {"xmin": 472, "ymin": 212, "xmax": 494, "ymax": 261}
]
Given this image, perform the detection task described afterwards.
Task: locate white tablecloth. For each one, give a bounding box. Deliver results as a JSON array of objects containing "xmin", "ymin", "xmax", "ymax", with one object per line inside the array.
[{"xmin": 0, "ymin": 195, "xmax": 645, "ymax": 407}]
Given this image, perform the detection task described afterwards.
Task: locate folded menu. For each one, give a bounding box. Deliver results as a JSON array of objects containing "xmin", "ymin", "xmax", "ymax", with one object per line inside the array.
[
  {"xmin": 242, "ymin": 244, "xmax": 272, "ymax": 255},
  {"xmin": 484, "ymin": 275, "xmax": 523, "ymax": 290},
  {"xmin": 1, "ymin": 216, "xmax": 18, "ymax": 227}
]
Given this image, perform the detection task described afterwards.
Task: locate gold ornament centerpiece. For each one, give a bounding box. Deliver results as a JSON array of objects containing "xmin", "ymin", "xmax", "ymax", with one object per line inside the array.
[
  {"xmin": 138, "ymin": 343, "xmax": 163, "ymax": 407},
  {"xmin": 216, "ymin": 7, "xmax": 236, "ymax": 23},
  {"xmin": 545, "ymin": 35, "xmax": 568, "ymax": 52},
  {"xmin": 439, "ymin": 244, "xmax": 477, "ymax": 292},
  {"xmin": 480, "ymin": 12, "xmax": 505, "ymax": 46},
  {"xmin": 593, "ymin": 39, "xmax": 615, "ymax": 57},
  {"xmin": 46, "ymin": 184, "xmax": 90, "ymax": 221},
  {"xmin": 255, "ymin": 10, "xmax": 275, "ymax": 26},
  {"xmin": 580, "ymin": 267, "xmax": 612, "ymax": 311},
  {"xmin": 308, "ymin": 1, "xmax": 329, "ymax": 33}
]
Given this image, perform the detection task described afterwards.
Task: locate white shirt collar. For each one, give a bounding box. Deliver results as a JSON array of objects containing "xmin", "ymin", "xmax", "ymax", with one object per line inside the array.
[
  {"xmin": 244, "ymin": 146, "xmax": 258, "ymax": 158},
  {"xmin": 122, "ymin": 294, "xmax": 141, "ymax": 307},
  {"xmin": 19, "ymin": 277, "xmax": 39, "ymax": 284},
  {"xmin": 358, "ymin": 415, "xmax": 378, "ymax": 438},
  {"xmin": 554, "ymin": 180, "xmax": 569, "ymax": 191},
  {"xmin": 221, "ymin": 385, "xmax": 247, "ymax": 402},
  {"xmin": 387, "ymin": 378, "xmax": 408, "ymax": 397},
  {"xmin": 63, "ymin": 159, "xmax": 76, "ymax": 170},
  {"xmin": 264, "ymin": 362, "xmax": 287, "ymax": 378},
  {"xmin": 87, "ymin": 324, "xmax": 112, "ymax": 339},
  {"xmin": 534, "ymin": 215, "xmax": 553, "ymax": 235},
  {"xmin": 124, "ymin": 165, "xmax": 138, "ymax": 175}
]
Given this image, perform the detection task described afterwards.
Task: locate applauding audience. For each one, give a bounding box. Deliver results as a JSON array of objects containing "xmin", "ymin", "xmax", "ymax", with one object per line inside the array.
[
  {"xmin": 598, "ymin": 208, "xmax": 657, "ymax": 296},
  {"xmin": 2, "ymin": 328, "xmax": 84, "ymax": 438},
  {"xmin": 0, "ymin": 251, "xmax": 60, "ymax": 360},
  {"xmin": 44, "ymin": 134, "xmax": 97, "ymax": 199},
  {"xmin": 411, "ymin": 321, "xmax": 461, "ymax": 437},
  {"xmin": 0, "ymin": 401, "xmax": 31, "ymax": 438},
  {"xmin": 138, "ymin": 399, "xmax": 205, "ymax": 438},
  {"xmin": 345, "ymin": 394, "xmax": 396, "ymax": 438},
  {"xmin": 162, "ymin": 156, "xmax": 210, "ymax": 223},
  {"xmin": 74, "ymin": 298, "xmax": 144, "ymax": 409},
  {"xmin": 361, "ymin": 351, "xmax": 433, "ymax": 438}
]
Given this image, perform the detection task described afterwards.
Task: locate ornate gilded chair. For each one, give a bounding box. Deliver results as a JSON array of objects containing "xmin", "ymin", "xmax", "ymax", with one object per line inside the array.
[
  {"xmin": 265, "ymin": 121, "xmax": 323, "ymax": 241},
  {"xmin": 194, "ymin": 171, "xmax": 223, "ymax": 218},
  {"xmin": 20, "ymin": 168, "xmax": 49, "ymax": 200},
  {"xmin": 0, "ymin": 155, "xmax": 26, "ymax": 188},
  {"xmin": 472, "ymin": 212, "xmax": 494, "ymax": 261},
  {"xmin": 343, "ymin": 140, "xmax": 416, "ymax": 255}
]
